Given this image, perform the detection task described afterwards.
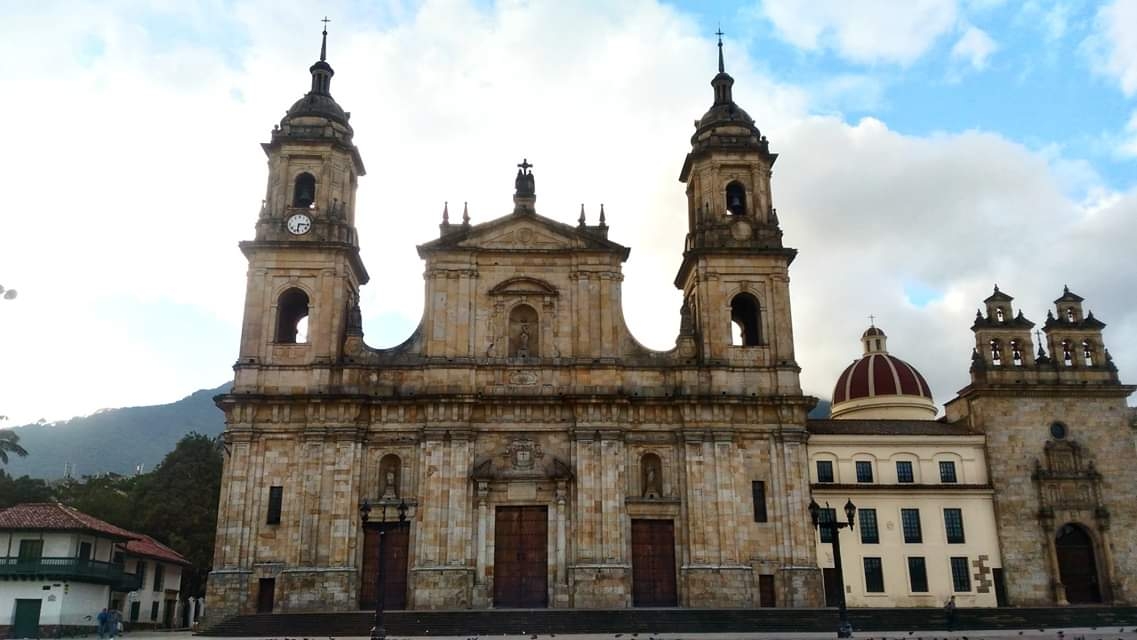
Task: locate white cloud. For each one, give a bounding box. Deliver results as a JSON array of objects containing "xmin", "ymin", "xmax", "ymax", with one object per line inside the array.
[
  {"xmin": 761, "ymin": 0, "xmax": 959, "ymax": 65},
  {"xmin": 1087, "ymin": 0, "xmax": 1137, "ymax": 96},
  {"xmin": 951, "ymin": 25, "xmax": 998, "ymax": 70}
]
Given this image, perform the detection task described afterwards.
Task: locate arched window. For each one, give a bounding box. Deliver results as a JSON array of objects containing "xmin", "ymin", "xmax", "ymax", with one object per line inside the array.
[
  {"xmin": 989, "ymin": 338, "xmax": 1002, "ymax": 366},
  {"xmin": 1062, "ymin": 340, "xmax": 1073, "ymax": 367},
  {"xmin": 1065, "ymin": 307, "xmax": 1075, "ymax": 323},
  {"xmin": 509, "ymin": 304, "xmax": 538, "ymax": 358},
  {"xmin": 379, "ymin": 454, "xmax": 401, "ymax": 499},
  {"xmin": 276, "ymin": 288, "xmax": 310, "ymax": 344},
  {"xmin": 293, "ymin": 172, "xmax": 316, "ymax": 208},
  {"xmin": 725, "ymin": 181, "xmax": 747, "ymax": 216},
  {"xmin": 641, "ymin": 453, "xmax": 662, "ymax": 498},
  {"xmin": 1010, "ymin": 339, "xmax": 1023, "ymax": 366},
  {"xmin": 995, "ymin": 307, "xmax": 1005, "ymax": 322},
  {"xmin": 1082, "ymin": 339, "xmax": 1094, "ymax": 366},
  {"xmin": 730, "ymin": 293, "xmax": 761, "ymax": 346}
]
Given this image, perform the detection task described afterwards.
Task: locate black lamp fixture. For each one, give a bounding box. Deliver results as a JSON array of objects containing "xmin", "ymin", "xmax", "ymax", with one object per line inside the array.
[
  {"xmin": 809, "ymin": 496, "xmax": 857, "ymax": 639},
  {"xmin": 359, "ymin": 497, "xmax": 411, "ymax": 640}
]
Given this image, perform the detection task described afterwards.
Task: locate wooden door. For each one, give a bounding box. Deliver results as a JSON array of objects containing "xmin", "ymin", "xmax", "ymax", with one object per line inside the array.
[
  {"xmin": 12, "ymin": 599, "xmax": 41, "ymax": 639},
  {"xmin": 823, "ymin": 568, "xmax": 842, "ymax": 607},
  {"xmin": 494, "ymin": 506, "xmax": 549, "ymax": 608},
  {"xmin": 1056, "ymin": 524, "xmax": 1102, "ymax": 603},
  {"xmin": 631, "ymin": 519, "xmax": 678, "ymax": 607},
  {"xmin": 256, "ymin": 578, "xmax": 275, "ymax": 613},
  {"xmin": 360, "ymin": 524, "xmax": 410, "ymax": 610},
  {"xmin": 758, "ymin": 574, "xmax": 776, "ymax": 608}
]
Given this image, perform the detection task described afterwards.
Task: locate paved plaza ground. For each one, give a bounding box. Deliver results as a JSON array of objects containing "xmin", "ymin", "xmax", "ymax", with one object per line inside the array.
[{"xmin": 97, "ymin": 627, "xmax": 1137, "ymax": 640}]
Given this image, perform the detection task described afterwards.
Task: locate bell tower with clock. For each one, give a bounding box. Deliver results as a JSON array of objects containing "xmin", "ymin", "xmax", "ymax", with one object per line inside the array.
[{"xmin": 234, "ymin": 22, "xmax": 369, "ymax": 378}]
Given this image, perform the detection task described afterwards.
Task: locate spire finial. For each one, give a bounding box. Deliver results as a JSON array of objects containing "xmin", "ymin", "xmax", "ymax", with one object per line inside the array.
[
  {"xmin": 599, "ymin": 203, "xmax": 606, "ymax": 226},
  {"xmin": 716, "ymin": 28, "xmax": 725, "ymax": 73},
  {"xmin": 462, "ymin": 202, "xmax": 470, "ymax": 226},
  {"xmin": 320, "ymin": 17, "xmax": 330, "ymax": 62},
  {"xmin": 442, "ymin": 201, "xmax": 449, "ymax": 225},
  {"xmin": 579, "ymin": 204, "xmax": 586, "ymax": 227}
]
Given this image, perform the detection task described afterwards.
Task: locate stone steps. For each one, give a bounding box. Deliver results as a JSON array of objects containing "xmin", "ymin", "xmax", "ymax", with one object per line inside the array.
[{"xmin": 199, "ymin": 606, "xmax": 1137, "ymax": 637}]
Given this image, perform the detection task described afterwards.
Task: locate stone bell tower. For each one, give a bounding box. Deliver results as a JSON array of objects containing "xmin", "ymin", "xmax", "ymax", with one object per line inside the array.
[
  {"xmin": 946, "ymin": 286, "xmax": 1137, "ymax": 606},
  {"xmin": 674, "ymin": 33, "xmax": 800, "ymax": 394},
  {"xmin": 234, "ymin": 23, "xmax": 369, "ymax": 381}
]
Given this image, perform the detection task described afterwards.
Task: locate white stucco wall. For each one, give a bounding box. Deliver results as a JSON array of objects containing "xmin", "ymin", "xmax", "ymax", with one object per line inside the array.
[
  {"xmin": 118, "ymin": 559, "xmax": 183, "ymax": 625},
  {"xmin": 0, "ymin": 581, "xmax": 108, "ymax": 628},
  {"xmin": 809, "ymin": 434, "xmax": 1002, "ymax": 608}
]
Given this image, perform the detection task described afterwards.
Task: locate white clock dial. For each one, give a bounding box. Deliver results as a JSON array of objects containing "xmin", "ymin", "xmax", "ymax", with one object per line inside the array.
[{"xmin": 286, "ymin": 213, "xmax": 312, "ymax": 235}]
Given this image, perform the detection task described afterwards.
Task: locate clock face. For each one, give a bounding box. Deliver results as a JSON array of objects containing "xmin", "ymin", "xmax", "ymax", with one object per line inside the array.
[{"xmin": 286, "ymin": 213, "xmax": 312, "ymax": 235}]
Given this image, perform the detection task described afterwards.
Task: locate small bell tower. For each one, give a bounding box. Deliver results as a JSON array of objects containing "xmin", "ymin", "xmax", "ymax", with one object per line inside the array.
[
  {"xmin": 969, "ymin": 285, "xmax": 1036, "ymax": 374},
  {"xmin": 233, "ymin": 21, "xmax": 369, "ymax": 382},
  {"xmin": 673, "ymin": 33, "xmax": 799, "ymax": 387}
]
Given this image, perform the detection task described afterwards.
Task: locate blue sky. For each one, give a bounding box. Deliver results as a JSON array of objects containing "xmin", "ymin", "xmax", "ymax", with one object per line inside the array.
[{"xmin": 1, "ymin": 0, "xmax": 1135, "ymax": 425}]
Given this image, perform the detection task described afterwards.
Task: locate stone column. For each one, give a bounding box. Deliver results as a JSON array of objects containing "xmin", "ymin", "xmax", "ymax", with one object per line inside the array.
[
  {"xmin": 446, "ymin": 431, "xmax": 473, "ymax": 565},
  {"xmin": 476, "ymin": 481, "xmax": 489, "ymax": 585},
  {"xmin": 1095, "ymin": 513, "xmax": 1120, "ymax": 603},
  {"xmin": 599, "ymin": 429, "xmax": 624, "ymax": 562},
  {"xmin": 574, "ymin": 430, "xmax": 599, "ymax": 562},
  {"xmin": 683, "ymin": 431, "xmax": 708, "ymax": 564},
  {"xmin": 713, "ymin": 431, "xmax": 739, "ymax": 565},
  {"xmin": 1041, "ymin": 517, "xmax": 1067, "ymax": 605}
]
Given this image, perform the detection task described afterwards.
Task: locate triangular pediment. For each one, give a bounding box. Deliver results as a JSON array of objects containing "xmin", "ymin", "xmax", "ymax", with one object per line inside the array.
[{"xmin": 418, "ymin": 211, "xmax": 630, "ymax": 259}]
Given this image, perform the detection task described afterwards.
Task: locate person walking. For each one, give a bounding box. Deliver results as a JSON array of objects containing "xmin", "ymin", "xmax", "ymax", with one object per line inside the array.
[
  {"xmin": 96, "ymin": 608, "xmax": 109, "ymax": 640},
  {"xmin": 108, "ymin": 608, "xmax": 123, "ymax": 639},
  {"xmin": 944, "ymin": 595, "xmax": 958, "ymax": 631}
]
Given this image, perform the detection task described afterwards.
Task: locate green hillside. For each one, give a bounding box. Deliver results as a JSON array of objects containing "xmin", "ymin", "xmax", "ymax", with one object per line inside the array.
[{"xmin": 5, "ymin": 384, "xmax": 229, "ymax": 479}]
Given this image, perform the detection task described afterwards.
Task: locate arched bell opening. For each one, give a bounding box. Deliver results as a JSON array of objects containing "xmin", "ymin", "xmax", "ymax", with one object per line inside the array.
[
  {"xmin": 276, "ymin": 288, "xmax": 310, "ymax": 344},
  {"xmin": 729, "ymin": 292, "xmax": 761, "ymax": 346},
  {"xmin": 293, "ymin": 172, "xmax": 317, "ymax": 208},
  {"xmin": 1055, "ymin": 522, "xmax": 1104, "ymax": 604},
  {"xmin": 725, "ymin": 181, "xmax": 747, "ymax": 216}
]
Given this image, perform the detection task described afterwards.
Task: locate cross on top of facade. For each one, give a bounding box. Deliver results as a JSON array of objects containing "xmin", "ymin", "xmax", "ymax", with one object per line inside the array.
[{"xmin": 518, "ymin": 158, "xmax": 533, "ymax": 173}]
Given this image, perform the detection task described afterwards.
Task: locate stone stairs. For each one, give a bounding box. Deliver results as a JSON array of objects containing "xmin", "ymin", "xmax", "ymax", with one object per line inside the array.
[{"xmin": 199, "ymin": 606, "xmax": 1137, "ymax": 637}]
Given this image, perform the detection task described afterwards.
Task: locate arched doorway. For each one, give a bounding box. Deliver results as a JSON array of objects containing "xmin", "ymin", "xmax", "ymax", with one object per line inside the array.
[{"xmin": 1056, "ymin": 523, "xmax": 1102, "ymax": 603}]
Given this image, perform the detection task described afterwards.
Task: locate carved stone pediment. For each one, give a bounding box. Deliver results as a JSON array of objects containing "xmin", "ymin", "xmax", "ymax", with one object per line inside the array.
[
  {"xmin": 417, "ymin": 211, "xmax": 630, "ymax": 259},
  {"xmin": 471, "ymin": 438, "xmax": 573, "ymax": 481},
  {"xmin": 474, "ymin": 223, "xmax": 573, "ymax": 250},
  {"xmin": 1034, "ymin": 439, "xmax": 1104, "ymax": 517},
  {"xmin": 489, "ymin": 276, "xmax": 559, "ymax": 297}
]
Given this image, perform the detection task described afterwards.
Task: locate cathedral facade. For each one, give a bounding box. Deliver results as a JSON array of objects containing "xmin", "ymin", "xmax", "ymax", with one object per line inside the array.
[{"xmin": 205, "ymin": 32, "xmax": 1136, "ymax": 623}]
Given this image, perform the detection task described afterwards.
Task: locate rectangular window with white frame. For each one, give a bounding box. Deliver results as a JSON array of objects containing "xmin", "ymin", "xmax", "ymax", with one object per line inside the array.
[
  {"xmin": 939, "ymin": 461, "xmax": 958, "ymax": 483},
  {"xmin": 895, "ymin": 460, "xmax": 914, "ymax": 483},
  {"xmin": 950, "ymin": 556, "xmax": 972, "ymax": 592}
]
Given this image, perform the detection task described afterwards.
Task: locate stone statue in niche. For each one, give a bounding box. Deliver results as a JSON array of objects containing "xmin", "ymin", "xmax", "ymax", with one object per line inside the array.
[
  {"xmin": 509, "ymin": 304, "xmax": 539, "ymax": 358},
  {"xmin": 517, "ymin": 323, "xmax": 530, "ymax": 358},
  {"xmin": 380, "ymin": 455, "xmax": 400, "ymax": 499},
  {"xmin": 641, "ymin": 453, "xmax": 663, "ymax": 498}
]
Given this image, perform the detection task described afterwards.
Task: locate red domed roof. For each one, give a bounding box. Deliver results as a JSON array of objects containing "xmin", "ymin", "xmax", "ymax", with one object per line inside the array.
[{"xmin": 833, "ymin": 352, "xmax": 933, "ymax": 404}]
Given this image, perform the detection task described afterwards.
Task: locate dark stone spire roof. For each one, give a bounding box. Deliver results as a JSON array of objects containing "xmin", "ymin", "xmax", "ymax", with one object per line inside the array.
[
  {"xmin": 283, "ymin": 23, "xmax": 350, "ymax": 129},
  {"xmin": 692, "ymin": 32, "xmax": 760, "ymax": 142}
]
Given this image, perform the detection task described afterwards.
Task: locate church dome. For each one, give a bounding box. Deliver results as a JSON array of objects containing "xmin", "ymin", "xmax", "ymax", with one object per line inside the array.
[
  {"xmin": 830, "ymin": 325, "xmax": 937, "ymax": 420},
  {"xmin": 277, "ymin": 28, "xmax": 353, "ymax": 134}
]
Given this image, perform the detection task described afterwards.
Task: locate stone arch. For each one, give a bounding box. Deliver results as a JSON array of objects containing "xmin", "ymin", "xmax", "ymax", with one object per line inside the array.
[
  {"xmin": 730, "ymin": 292, "xmax": 762, "ymax": 347},
  {"xmin": 379, "ymin": 454, "xmax": 401, "ymax": 499},
  {"xmin": 725, "ymin": 180, "xmax": 747, "ymax": 216},
  {"xmin": 1055, "ymin": 522, "xmax": 1103, "ymax": 604},
  {"xmin": 275, "ymin": 287, "xmax": 310, "ymax": 344},
  {"xmin": 509, "ymin": 303, "xmax": 538, "ymax": 357},
  {"xmin": 292, "ymin": 172, "xmax": 316, "ymax": 208}
]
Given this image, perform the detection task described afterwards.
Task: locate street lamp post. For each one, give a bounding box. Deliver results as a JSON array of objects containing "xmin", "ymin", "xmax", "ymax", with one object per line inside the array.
[
  {"xmin": 359, "ymin": 498, "xmax": 409, "ymax": 640},
  {"xmin": 809, "ymin": 497, "xmax": 857, "ymax": 639}
]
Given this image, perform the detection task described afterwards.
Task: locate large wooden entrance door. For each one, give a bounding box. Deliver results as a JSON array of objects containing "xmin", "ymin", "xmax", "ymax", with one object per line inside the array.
[
  {"xmin": 256, "ymin": 578, "xmax": 275, "ymax": 613},
  {"xmin": 1056, "ymin": 523, "xmax": 1102, "ymax": 603},
  {"xmin": 494, "ymin": 506, "xmax": 548, "ymax": 608},
  {"xmin": 631, "ymin": 519, "xmax": 678, "ymax": 607},
  {"xmin": 360, "ymin": 524, "xmax": 410, "ymax": 609}
]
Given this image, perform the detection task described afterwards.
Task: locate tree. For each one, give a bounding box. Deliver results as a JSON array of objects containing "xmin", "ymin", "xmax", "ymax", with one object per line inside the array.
[
  {"xmin": 130, "ymin": 433, "xmax": 223, "ymax": 597},
  {"xmin": 0, "ymin": 471, "xmax": 52, "ymax": 509},
  {"xmin": 0, "ymin": 429, "xmax": 28, "ymax": 464}
]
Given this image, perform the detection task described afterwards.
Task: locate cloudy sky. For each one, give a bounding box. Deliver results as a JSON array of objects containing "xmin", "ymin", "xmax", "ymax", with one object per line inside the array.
[{"xmin": 1, "ymin": 0, "xmax": 1135, "ymax": 425}]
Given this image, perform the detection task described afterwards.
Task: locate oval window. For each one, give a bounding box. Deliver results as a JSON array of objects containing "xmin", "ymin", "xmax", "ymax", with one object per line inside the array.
[{"xmin": 1049, "ymin": 421, "xmax": 1068, "ymax": 440}]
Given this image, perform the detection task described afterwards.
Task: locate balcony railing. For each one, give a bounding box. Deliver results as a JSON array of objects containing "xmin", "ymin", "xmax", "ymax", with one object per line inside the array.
[{"xmin": 0, "ymin": 557, "xmax": 140, "ymax": 590}]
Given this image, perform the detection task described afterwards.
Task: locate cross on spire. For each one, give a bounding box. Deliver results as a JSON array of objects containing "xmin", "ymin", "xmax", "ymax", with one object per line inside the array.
[
  {"xmin": 319, "ymin": 16, "xmax": 330, "ymax": 61},
  {"xmin": 868, "ymin": 314, "xmax": 876, "ymax": 327},
  {"xmin": 518, "ymin": 158, "xmax": 533, "ymax": 173},
  {"xmin": 716, "ymin": 28, "xmax": 725, "ymax": 73}
]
